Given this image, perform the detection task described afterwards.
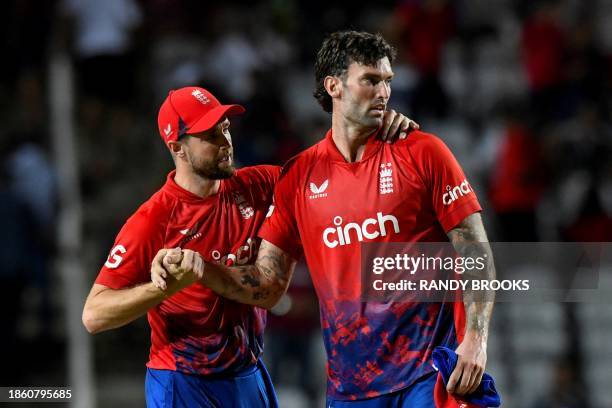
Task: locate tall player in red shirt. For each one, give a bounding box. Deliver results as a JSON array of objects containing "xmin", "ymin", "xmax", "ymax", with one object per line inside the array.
[{"xmin": 153, "ymin": 32, "xmax": 495, "ymax": 408}]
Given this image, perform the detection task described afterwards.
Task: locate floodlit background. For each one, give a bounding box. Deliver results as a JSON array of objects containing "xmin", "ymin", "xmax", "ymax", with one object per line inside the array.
[{"xmin": 1, "ymin": 0, "xmax": 611, "ymax": 406}]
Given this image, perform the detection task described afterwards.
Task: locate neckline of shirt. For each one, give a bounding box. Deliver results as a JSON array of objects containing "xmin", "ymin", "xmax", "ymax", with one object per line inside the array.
[
  {"xmin": 162, "ymin": 170, "xmax": 226, "ymax": 203},
  {"xmin": 323, "ymin": 128, "xmax": 383, "ymax": 164}
]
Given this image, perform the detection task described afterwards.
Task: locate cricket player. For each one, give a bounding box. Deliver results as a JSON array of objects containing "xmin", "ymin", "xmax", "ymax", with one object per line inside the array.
[
  {"xmin": 153, "ymin": 31, "xmax": 495, "ymax": 407},
  {"xmin": 83, "ymin": 85, "xmax": 416, "ymax": 407}
]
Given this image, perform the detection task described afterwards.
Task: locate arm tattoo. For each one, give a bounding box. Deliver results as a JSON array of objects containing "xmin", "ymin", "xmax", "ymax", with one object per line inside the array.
[
  {"xmin": 250, "ymin": 241, "xmax": 294, "ymax": 303},
  {"xmin": 447, "ymin": 213, "xmax": 495, "ymax": 338},
  {"xmin": 202, "ymin": 240, "xmax": 296, "ymax": 308}
]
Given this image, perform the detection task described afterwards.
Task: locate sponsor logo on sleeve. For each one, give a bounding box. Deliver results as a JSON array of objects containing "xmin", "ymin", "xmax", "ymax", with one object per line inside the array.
[
  {"xmin": 105, "ymin": 245, "xmax": 127, "ymax": 268},
  {"xmin": 442, "ymin": 179, "xmax": 473, "ymax": 205}
]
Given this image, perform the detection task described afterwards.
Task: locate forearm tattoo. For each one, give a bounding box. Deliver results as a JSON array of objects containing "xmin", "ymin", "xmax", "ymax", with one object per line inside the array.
[
  {"xmin": 447, "ymin": 213, "xmax": 495, "ymax": 338},
  {"xmin": 207, "ymin": 240, "xmax": 295, "ymax": 306},
  {"xmin": 250, "ymin": 241, "xmax": 294, "ymax": 302}
]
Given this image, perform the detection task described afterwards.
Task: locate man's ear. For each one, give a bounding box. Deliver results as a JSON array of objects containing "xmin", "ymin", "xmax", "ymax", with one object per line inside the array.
[
  {"xmin": 168, "ymin": 141, "xmax": 185, "ymax": 158},
  {"xmin": 324, "ymin": 76, "xmax": 342, "ymax": 99}
]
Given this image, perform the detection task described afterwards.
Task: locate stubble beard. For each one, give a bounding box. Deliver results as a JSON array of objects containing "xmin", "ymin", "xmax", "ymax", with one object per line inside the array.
[
  {"xmin": 344, "ymin": 91, "xmax": 383, "ymax": 132},
  {"xmin": 190, "ymin": 156, "xmax": 235, "ymax": 180}
]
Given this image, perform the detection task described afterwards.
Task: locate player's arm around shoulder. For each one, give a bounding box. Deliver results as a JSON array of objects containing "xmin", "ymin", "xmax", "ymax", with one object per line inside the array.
[
  {"xmin": 151, "ymin": 240, "xmax": 296, "ymax": 310},
  {"xmin": 446, "ymin": 212, "xmax": 496, "ymax": 396}
]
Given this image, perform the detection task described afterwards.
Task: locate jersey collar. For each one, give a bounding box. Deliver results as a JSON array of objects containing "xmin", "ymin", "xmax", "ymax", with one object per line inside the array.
[
  {"xmin": 162, "ymin": 170, "xmax": 225, "ymax": 203},
  {"xmin": 323, "ymin": 128, "xmax": 383, "ymax": 163}
]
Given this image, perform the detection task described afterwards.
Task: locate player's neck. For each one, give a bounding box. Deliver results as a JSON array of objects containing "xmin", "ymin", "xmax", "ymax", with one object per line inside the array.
[
  {"xmin": 331, "ymin": 114, "xmax": 376, "ymax": 163},
  {"xmin": 173, "ymin": 168, "xmax": 220, "ymax": 198}
]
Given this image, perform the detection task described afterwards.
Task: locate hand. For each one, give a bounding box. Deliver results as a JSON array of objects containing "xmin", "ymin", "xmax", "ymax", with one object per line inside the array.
[
  {"xmin": 447, "ymin": 333, "xmax": 487, "ymax": 396},
  {"xmin": 379, "ymin": 109, "xmax": 420, "ymax": 143},
  {"xmin": 151, "ymin": 248, "xmax": 175, "ymax": 289},
  {"xmin": 151, "ymin": 248, "xmax": 204, "ymax": 291}
]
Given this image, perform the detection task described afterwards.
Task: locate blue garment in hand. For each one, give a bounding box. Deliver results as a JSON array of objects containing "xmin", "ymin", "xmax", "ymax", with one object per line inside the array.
[{"xmin": 432, "ymin": 346, "xmax": 501, "ymax": 407}]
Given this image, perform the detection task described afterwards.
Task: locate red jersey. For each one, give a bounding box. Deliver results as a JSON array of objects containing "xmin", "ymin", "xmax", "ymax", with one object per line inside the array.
[
  {"xmin": 95, "ymin": 165, "xmax": 280, "ymax": 375},
  {"xmin": 259, "ymin": 130, "xmax": 481, "ymax": 400}
]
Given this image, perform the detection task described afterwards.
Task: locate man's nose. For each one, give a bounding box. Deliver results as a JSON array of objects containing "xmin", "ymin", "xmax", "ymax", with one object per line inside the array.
[
  {"xmin": 376, "ymin": 81, "xmax": 391, "ymax": 100},
  {"xmin": 218, "ymin": 131, "xmax": 232, "ymax": 147}
]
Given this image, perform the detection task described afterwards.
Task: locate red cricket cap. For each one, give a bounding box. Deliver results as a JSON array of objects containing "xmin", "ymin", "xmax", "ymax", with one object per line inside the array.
[{"xmin": 157, "ymin": 86, "xmax": 245, "ymax": 145}]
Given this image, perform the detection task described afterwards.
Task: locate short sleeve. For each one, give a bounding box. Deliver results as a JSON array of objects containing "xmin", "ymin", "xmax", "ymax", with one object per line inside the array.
[
  {"xmin": 95, "ymin": 212, "xmax": 165, "ymax": 289},
  {"xmin": 408, "ymin": 133, "xmax": 481, "ymax": 232},
  {"xmin": 258, "ymin": 164, "xmax": 302, "ymax": 260},
  {"xmin": 255, "ymin": 165, "xmax": 281, "ymax": 188}
]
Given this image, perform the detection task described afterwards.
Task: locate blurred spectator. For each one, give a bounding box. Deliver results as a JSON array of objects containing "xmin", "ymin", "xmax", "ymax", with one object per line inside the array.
[
  {"xmin": 488, "ymin": 104, "xmax": 546, "ymax": 241},
  {"xmin": 520, "ymin": 0, "xmax": 567, "ymax": 120},
  {"xmin": 543, "ymin": 104, "xmax": 612, "ymax": 242},
  {"xmin": 0, "ymin": 140, "xmax": 38, "ymax": 385},
  {"xmin": 393, "ymin": 0, "xmax": 456, "ymax": 118},
  {"xmin": 5, "ymin": 132, "xmax": 58, "ymax": 340},
  {"xmin": 62, "ymin": 0, "xmax": 142, "ymax": 104},
  {"xmin": 563, "ymin": 13, "xmax": 608, "ymax": 117},
  {"xmin": 236, "ymin": 70, "xmax": 299, "ymax": 165},
  {"xmin": 530, "ymin": 357, "xmax": 591, "ymax": 408}
]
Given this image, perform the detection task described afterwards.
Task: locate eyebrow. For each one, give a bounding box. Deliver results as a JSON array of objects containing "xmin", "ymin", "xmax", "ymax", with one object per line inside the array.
[{"xmin": 361, "ymin": 72, "xmax": 394, "ymax": 81}]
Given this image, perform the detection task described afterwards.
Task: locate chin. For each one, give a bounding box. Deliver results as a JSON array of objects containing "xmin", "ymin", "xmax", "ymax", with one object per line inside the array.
[
  {"xmin": 195, "ymin": 165, "xmax": 235, "ymax": 180},
  {"xmin": 211, "ymin": 168, "xmax": 235, "ymax": 179},
  {"xmin": 362, "ymin": 117, "xmax": 383, "ymax": 130},
  {"xmin": 216, "ymin": 165, "xmax": 236, "ymax": 179}
]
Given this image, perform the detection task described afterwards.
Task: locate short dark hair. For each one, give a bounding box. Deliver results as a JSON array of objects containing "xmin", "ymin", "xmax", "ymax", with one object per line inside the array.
[{"xmin": 313, "ymin": 30, "xmax": 397, "ymax": 113}]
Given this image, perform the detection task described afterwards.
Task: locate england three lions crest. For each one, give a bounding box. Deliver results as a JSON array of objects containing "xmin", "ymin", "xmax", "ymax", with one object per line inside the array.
[{"xmin": 379, "ymin": 162, "xmax": 394, "ymax": 195}]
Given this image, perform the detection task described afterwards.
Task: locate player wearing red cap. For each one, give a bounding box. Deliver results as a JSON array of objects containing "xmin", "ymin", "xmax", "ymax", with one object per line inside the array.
[
  {"xmin": 83, "ymin": 85, "xmax": 416, "ymax": 407},
  {"xmin": 153, "ymin": 31, "xmax": 495, "ymax": 408},
  {"xmin": 83, "ymin": 86, "xmax": 280, "ymax": 407}
]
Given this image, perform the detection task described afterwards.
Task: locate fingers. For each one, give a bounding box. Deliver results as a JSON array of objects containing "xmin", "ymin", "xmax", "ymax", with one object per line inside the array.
[
  {"xmin": 446, "ymin": 365, "xmax": 462, "ymax": 395},
  {"xmin": 151, "ymin": 248, "xmax": 172, "ymax": 290},
  {"xmin": 381, "ymin": 111, "xmax": 421, "ymax": 142},
  {"xmin": 467, "ymin": 367, "xmax": 484, "ymax": 394},
  {"xmin": 457, "ymin": 363, "xmax": 474, "ymax": 395},
  {"xmin": 448, "ymin": 361, "xmax": 484, "ymax": 396},
  {"xmin": 153, "ymin": 248, "xmax": 204, "ymax": 291},
  {"xmin": 380, "ymin": 109, "xmax": 396, "ymax": 141},
  {"xmin": 398, "ymin": 117, "xmax": 419, "ymax": 140},
  {"xmin": 385, "ymin": 113, "xmax": 404, "ymax": 143},
  {"xmin": 151, "ymin": 269, "xmax": 167, "ymax": 290},
  {"xmin": 407, "ymin": 118, "xmax": 420, "ymax": 131},
  {"xmin": 180, "ymin": 249, "xmax": 195, "ymax": 273},
  {"xmin": 152, "ymin": 248, "xmax": 169, "ymax": 270},
  {"xmin": 163, "ymin": 247, "xmax": 183, "ymax": 268},
  {"xmin": 193, "ymin": 253, "xmax": 204, "ymax": 280}
]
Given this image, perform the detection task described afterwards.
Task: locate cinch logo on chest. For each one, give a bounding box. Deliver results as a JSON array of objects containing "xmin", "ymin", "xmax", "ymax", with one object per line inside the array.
[{"xmin": 322, "ymin": 212, "xmax": 400, "ymax": 248}]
